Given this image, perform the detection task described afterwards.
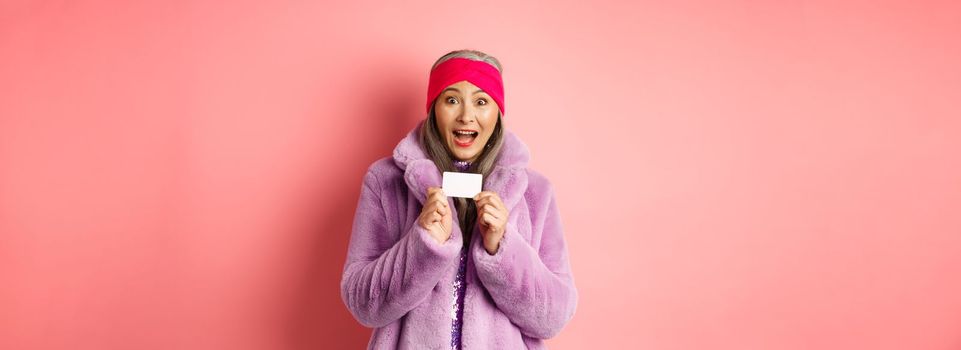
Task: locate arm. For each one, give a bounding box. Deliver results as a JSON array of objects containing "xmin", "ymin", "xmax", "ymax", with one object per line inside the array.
[
  {"xmin": 472, "ymin": 186, "xmax": 578, "ymax": 339},
  {"xmin": 340, "ymin": 170, "xmax": 461, "ymax": 328}
]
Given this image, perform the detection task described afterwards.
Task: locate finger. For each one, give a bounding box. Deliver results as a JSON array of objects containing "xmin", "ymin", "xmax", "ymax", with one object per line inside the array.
[
  {"xmin": 428, "ymin": 188, "xmax": 448, "ymax": 203},
  {"xmin": 475, "ymin": 192, "xmax": 502, "ymax": 210},
  {"xmin": 478, "ymin": 192, "xmax": 502, "ymax": 209},
  {"xmin": 475, "ymin": 200, "xmax": 488, "ymax": 216},
  {"xmin": 483, "ymin": 211, "xmax": 497, "ymax": 226},
  {"xmin": 489, "ymin": 193, "xmax": 505, "ymax": 209},
  {"xmin": 427, "ymin": 197, "xmax": 447, "ymax": 211},
  {"xmin": 430, "ymin": 193, "xmax": 448, "ymax": 206},
  {"xmin": 474, "ymin": 198, "xmax": 487, "ymax": 211},
  {"xmin": 480, "ymin": 199, "xmax": 501, "ymax": 214},
  {"xmin": 475, "ymin": 194, "xmax": 492, "ymax": 208},
  {"xmin": 424, "ymin": 203, "xmax": 442, "ymax": 218},
  {"xmin": 431, "ymin": 206, "xmax": 447, "ymax": 219},
  {"xmin": 477, "ymin": 203, "xmax": 492, "ymax": 218},
  {"xmin": 473, "ymin": 191, "xmax": 492, "ymax": 202}
]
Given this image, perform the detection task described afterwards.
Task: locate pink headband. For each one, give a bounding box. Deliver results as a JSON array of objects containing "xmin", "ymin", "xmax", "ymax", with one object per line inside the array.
[{"xmin": 425, "ymin": 57, "xmax": 505, "ymax": 115}]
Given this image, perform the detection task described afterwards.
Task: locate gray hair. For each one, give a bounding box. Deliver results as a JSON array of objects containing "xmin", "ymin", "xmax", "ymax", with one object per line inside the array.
[{"xmin": 431, "ymin": 49, "xmax": 503, "ymax": 73}]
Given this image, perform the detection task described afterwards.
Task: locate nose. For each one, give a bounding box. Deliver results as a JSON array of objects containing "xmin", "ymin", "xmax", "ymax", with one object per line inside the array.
[{"xmin": 456, "ymin": 103, "xmax": 477, "ymax": 124}]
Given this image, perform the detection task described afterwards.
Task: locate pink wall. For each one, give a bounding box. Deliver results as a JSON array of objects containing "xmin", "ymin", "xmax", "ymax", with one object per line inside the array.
[{"xmin": 2, "ymin": 0, "xmax": 960, "ymax": 349}]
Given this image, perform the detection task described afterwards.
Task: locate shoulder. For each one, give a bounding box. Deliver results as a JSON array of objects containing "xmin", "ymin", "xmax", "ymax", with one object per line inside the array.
[
  {"xmin": 362, "ymin": 156, "xmax": 403, "ymax": 190},
  {"xmin": 523, "ymin": 168, "xmax": 556, "ymax": 204},
  {"xmin": 525, "ymin": 168, "xmax": 554, "ymax": 190}
]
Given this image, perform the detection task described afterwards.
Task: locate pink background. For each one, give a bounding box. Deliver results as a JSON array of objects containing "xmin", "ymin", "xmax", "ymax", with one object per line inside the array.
[{"xmin": 2, "ymin": 0, "xmax": 960, "ymax": 349}]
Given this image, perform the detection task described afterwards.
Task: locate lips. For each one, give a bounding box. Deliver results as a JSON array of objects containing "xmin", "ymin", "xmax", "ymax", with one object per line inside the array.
[{"xmin": 452, "ymin": 129, "xmax": 478, "ymax": 147}]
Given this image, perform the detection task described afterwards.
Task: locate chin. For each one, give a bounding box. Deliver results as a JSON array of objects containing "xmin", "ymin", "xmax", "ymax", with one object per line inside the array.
[
  {"xmin": 451, "ymin": 150, "xmax": 477, "ymax": 161},
  {"xmin": 454, "ymin": 153, "xmax": 476, "ymax": 161}
]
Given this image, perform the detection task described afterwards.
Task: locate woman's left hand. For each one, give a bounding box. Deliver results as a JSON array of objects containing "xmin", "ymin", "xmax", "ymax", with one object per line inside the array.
[{"xmin": 474, "ymin": 191, "xmax": 509, "ymax": 255}]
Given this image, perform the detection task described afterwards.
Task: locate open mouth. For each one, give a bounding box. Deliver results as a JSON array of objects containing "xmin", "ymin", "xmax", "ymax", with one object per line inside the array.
[{"xmin": 452, "ymin": 130, "xmax": 478, "ymax": 147}]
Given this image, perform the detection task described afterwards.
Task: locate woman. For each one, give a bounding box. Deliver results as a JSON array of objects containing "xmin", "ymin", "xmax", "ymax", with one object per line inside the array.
[{"xmin": 340, "ymin": 49, "xmax": 577, "ymax": 349}]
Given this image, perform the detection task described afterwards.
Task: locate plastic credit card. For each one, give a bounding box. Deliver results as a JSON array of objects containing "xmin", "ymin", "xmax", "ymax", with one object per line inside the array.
[{"xmin": 442, "ymin": 172, "xmax": 482, "ymax": 198}]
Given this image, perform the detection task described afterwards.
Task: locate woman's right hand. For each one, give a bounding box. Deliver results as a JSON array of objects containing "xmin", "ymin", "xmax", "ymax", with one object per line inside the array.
[{"xmin": 418, "ymin": 187, "xmax": 453, "ymax": 244}]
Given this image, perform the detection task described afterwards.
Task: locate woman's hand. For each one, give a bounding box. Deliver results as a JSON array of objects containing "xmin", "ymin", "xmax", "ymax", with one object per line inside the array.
[
  {"xmin": 474, "ymin": 191, "xmax": 508, "ymax": 255},
  {"xmin": 418, "ymin": 187, "xmax": 453, "ymax": 244}
]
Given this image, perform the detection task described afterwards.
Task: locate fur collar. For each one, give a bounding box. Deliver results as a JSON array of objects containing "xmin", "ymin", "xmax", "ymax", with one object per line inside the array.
[{"xmin": 392, "ymin": 119, "xmax": 530, "ymax": 212}]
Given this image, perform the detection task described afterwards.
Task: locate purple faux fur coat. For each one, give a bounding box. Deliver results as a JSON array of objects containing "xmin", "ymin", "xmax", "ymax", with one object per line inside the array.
[{"xmin": 340, "ymin": 121, "xmax": 578, "ymax": 349}]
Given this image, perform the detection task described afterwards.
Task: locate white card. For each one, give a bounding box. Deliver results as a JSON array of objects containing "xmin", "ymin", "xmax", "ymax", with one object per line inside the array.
[{"xmin": 442, "ymin": 172, "xmax": 483, "ymax": 198}]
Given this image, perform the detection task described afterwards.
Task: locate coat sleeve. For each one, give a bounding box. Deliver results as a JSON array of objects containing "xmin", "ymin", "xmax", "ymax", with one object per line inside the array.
[
  {"xmin": 340, "ymin": 169, "xmax": 462, "ymax": 328},
  {"xmin": 471, "ymin": 182, "xmax": 578, "ymax": 339}
]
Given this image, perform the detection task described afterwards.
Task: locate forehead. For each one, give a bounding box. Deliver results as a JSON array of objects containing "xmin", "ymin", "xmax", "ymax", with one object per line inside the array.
[{"xmin": 442, "ymin": 80, "xmax": 487, "ymax": 94}]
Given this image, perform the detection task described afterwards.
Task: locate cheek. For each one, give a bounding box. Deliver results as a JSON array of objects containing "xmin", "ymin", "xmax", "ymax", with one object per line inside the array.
[
  {"xmin": 434, "ymin": 109, "xmax": 455, "ymax": 130},
  {"xmin": 481, "ymin": 110, "xmax": 499, "ymax": 131}
]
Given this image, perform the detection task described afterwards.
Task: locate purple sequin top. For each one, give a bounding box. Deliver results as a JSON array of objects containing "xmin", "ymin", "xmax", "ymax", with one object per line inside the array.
[{"xmin": 450, "ymin": 160, "xmax": 471, "ymax": 349}]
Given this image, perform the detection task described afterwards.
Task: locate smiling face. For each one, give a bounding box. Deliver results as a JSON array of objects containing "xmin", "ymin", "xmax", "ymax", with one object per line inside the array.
[{"xmin": 433, "ymin": 80, "xmax": 501, "ymax": 162}]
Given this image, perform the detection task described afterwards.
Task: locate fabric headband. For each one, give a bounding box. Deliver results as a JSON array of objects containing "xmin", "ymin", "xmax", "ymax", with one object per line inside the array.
[{"xmin": 425, "ymin": 57, "xmax": 505, "ymax": 116}]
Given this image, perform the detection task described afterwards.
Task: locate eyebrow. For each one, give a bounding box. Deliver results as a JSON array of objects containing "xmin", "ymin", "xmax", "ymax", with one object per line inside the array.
[{"xmin": 442, "ymin": 87, "xmax": 487, "ymax": 95}]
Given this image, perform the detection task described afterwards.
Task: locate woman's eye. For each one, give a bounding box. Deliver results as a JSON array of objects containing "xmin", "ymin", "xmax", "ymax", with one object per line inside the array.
[
  {"xmin": 446, "ymin": 97, "xmax": 457, "ymax": 104},
  {"xmin": 477, "ymin": 99, "xmax": 487, "ymax": 105}
]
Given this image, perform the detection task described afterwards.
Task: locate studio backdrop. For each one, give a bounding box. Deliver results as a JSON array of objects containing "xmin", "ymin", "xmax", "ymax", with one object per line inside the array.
[{"xmin": 2, "ymin": 1, "xmax": 960, "ymax": 349}]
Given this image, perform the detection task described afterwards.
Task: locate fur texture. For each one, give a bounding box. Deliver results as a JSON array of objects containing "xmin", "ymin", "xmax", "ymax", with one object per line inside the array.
[{"xmin": 341, "ymin": 120, "xmax": 578, "ymax": 349}]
